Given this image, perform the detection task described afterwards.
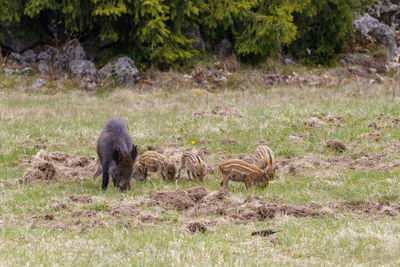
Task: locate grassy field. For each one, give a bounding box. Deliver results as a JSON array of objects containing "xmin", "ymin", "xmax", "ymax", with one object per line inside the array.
[{"xmin": 1, "ymin": 72, "xmax": 400, "ymax": 266}]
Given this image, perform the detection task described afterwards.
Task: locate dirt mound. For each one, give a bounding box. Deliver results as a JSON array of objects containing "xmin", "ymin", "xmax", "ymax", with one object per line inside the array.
[
  {"xmin": 149, "ymin": 190, "xmax": 196, "ymax": 211},
  {"xmin": 25, "ymin": 188, "xmax": 400, "ymax": 233},
  {"xmin": 71, "ymin": 210, "xmax": 97, "ymax": 217},
  {"xmin": 21, "ymin": 161, "xmax": 58, "ymax": 182},
  {"xmin": 147, "ymin": 187, "xmax": 324, "ymax": 223},
  {"xmin": 303, "ymin": 117, "xmax": 327, "ymax": 128},
  {"xmin": 327, "ymin": 200, "xmax": 399, "ymax": 217},
  {"xmin": 69, "ymin": 195, "xmax": 92, "ymax": 203},
  {"xmin": 220, "ymin": 137, "xmax": 238, "ymax": 145},
  {"xmin": 359, "ymin": 132, "xmax": 381, "ymax": 141},
  {"xmin": 277, "ymin": 155, "xmax": 329, "ymax": 175},
  {"xmin": 277, "ymin": 153, "xmax": 400, "ymax": 174},
  {"xmin": 187, "ymin": 222, "xmax": 207, "ymax": 233},
  {"xmin": 18, "ymin": 150, "xmax": 97, "ymax": 184},
  {"xmin": 187, "ymin": 187, "xmax": 209, "ymax": 202},
  {"xmin": 212, "ymin": 105, "xmax": 243, "ymax": 117},
  {"xmin": 368, "ymin": 115, "xmax": 400, "ymax": 129},
  {"xmin": 255, "ymin": 203, "xmax": 322, "ymax": 219},
  {"xmin": 197, "ymin": 138, "xmax": 211, "ymax": 144},
  {"xmin": 325, "ymin": 140, "xmax": 347, "ymax": 152},
  {"xmin": 47, "ymin": 203, "xmax": 71, "ymax": 211},
  {"xmin": 235, "ymin": 195, "xmax": 324, "ymax": 220}
]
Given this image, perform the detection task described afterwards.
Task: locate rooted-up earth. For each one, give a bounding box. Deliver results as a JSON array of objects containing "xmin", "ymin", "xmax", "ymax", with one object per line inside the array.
[{"xmin": 2, "ymin": 71, "xmax": 400, "ymax": 266}]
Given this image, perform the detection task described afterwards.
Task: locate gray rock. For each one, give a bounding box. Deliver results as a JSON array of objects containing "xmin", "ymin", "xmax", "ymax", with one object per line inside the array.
[
  {"xmin": 69, "ymin": 59, "xmax": 97, "ymax": 78},
  {"xmin": 368, "ymin": 67, "xmax": 377, "ymax": 73},
  {"xmin": 21, "ymin": 50, "xmax": 37, "ymax": 64},
  {"xmin": 214, "ymin": 39, "xmax": 233, "ymax": 59},
  {"xmin": 347, "ymin": 66, "xmax": 367, "ymax": 77},
  {"xmin": 341, "ymin": 53, "xmax": 388, "ymax": 73},
  {"xmin": 354, "ymin": 14, "xmax": 398, "ymax": 60},
  {"xmin": 99, "ymin": 56, "xmax": 140, "ymax": 84},
  {"xmin": 8, "ymin": 52, "xmax": 22, "ymax": 65},
  {"xmin": 368, "ymin": 1, "xmax": 399, "ymax": 30},
  {"xmin": 182, "ymin": 26, "xmax": 205, "ymax": 51},
  {"xmin": 3, "ymin": 68, "xmax": 18, "ymax": 75},
  {"xmin": 284, "ymin": 58, "xmax": 295, "ymax": 65},
  {"xmin": 38, "ymin": 61, "xmax": 50, "ymax": 76},
  {"xmin": 37, "ymin": 51, "xmax": 51, "ymax": 62},
  {"xmin": 32, "ymin": 78, "xmax": 46, "ymax": 88},
  {"xmin": 8, "ymin": 49, "xmax": 37, "ymax": 65},
  {"xmin": 62, "ymin": 39, "xmax": 86, "ymax": 60}
]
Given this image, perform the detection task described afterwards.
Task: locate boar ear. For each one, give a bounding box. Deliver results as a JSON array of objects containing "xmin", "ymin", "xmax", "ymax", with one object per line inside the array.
[
  {"xmin": 163, "ymin": 160, "xmax": 168, "ymax": 168},
  {"xmin": 112, "ymin": 149, "xmax": 122, "ymax": 164},
  {"xmin": 130, "ymin": 145, "xmax": 138, "ymax": 160}
]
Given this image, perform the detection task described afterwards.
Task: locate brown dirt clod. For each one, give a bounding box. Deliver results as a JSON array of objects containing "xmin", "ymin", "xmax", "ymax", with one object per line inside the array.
[
  {"xmin": 149, "ymin": 190, "xmax": 195, "ymax": 211},
  {"xmin": 69, "ymin": 195, "xmax": 92, "ymax": 203},
  {"xmin": 220, "ymin": 137, "xmax": 238, "ymax": 145},
  {"xmin": 268, "ymin": 236, "xmax": 281, "ymax": 246},
  {"xmin": 19, "ymin": 151, "xmax": 97, "ymax": 184},
  {"xmin": 325, "ymin": 140, "xmax": 347, "ymax": 152},
  {"xmin": 43, "ymin": 214, "xmax": 54, "ymax": 220},
  {"xmin": 304, "ymin": 117, "xmax": 327, "ymax": 128},
  {"xmin": 187, "ymin": 187, "xmax": 209, "ymax": 203},
  {"xmin": 187, "ymin": 222, "xmax": 207, "ymax": 233},
  {"xmin": 212, "ymin": 105, "xmax": 243, "ymax": 117}
]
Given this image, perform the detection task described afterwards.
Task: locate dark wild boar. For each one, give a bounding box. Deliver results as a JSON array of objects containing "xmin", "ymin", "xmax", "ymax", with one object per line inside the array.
[{"xmin": 94, "ymin": 117, "xmax": 138, "ymax": 191}]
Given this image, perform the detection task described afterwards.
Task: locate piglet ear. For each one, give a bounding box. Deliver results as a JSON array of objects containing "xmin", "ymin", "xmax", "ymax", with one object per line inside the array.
[
  {"xmin": 163, "ymin": 161, "xmax": 168, "ymax": 168},
  {"xmin": 263, "ymin": 165, "xmax": 269, "ymax": 173},
  {"xmin": 139, "ymin": 166, "xmax": 146, "ymax": 174},
  {"xmin": 130, "ymin": 145, "xmax": 138, "ymax": 160},
  {"xmin": 112, "ymin": 149, "xmax": 122, "ymax": 164},
  {"xmin": 262, "ymin": 166, "xmax": 269, "ymax": 181}
]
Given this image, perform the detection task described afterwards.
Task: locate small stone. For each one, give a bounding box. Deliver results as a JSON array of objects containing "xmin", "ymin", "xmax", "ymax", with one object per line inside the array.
[{"xmin": 31, "ymin": 78, "xmax": 46, "ymax": 88}]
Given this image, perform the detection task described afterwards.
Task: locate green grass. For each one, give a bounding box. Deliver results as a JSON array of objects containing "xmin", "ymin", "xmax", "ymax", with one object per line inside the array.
[{"xmin": 1, "ymin": 80, "xmax": 400, "ymax": 265}]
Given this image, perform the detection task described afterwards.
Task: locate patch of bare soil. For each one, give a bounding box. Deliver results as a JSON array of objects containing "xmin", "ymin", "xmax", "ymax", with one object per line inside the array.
[
  {"xmin": 187, "ymin": 222, "xmax": 207, "ymax": 233},
  {"xmin": 212, "ymin": 105, "xmax": 243, "ymax": 117},
  {"xmin": 359, "ymin": 132, "xmax": 381, "ymax": 141},
  {"xmin": 194, "ymin": 105, "xmax": 243, "ymax": 119},
  {"xmin": 277, "ymin": 153, "xmax": 400, "ymax": 175},
  {"xmin": 149, "ymin": 190, "xmax": 196, "ymax": 211},
  {"xmin": 368, "ymin": 115, "xmax": 400, "ymax": 129},
  {"xmin": 47, "ymin": 203, "xmax": 71, "ymax": 211},
  {"xmin": 69, "ymin": 195, "xmax": 92, "ymax": 203},
  {"xmin": 24, "ymin": 188, "xmax": 400, "ymax": 233},
  {"xmin": 326, "ymin": 200, "xmax": 400, "ymax": 217},
  {"xmin": 312, "ymin": 113, "xmax": 344, "ymax": 124},
  {"xmin": 197, "ymin": 138, "xmax": 211, "ymax": 144},
  {"xmin": 288, "ymin": 133, "xmax": 313, "ymax": 144},
  {"xmin": 277, "ymin": 155, "xmax": 329, "ymax": 175},
  {"xmin": 149, "ymin": 188, "xmax": 324, "ymax": 223},
  {"xmin": 220, "ymin": 137, "xmax": 238, "ymax": 145},
  {"xmin": 325, "ymin": 140, "xmax": 347, "ymax": 152},
  {"xmin": 303, "ymin": 117, "xmax": 327, "ymax": 128},
  {"xmin": 18, "ymin": 150, "xmax": 97, "ymax": 184}
]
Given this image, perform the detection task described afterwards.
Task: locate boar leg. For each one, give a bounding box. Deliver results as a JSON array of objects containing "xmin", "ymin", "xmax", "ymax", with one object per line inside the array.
[
  {"xmin": 101, "ymin": 161, "xmax": 111, "ymax": 190},
  {"xmin": 220, "ymin": 175, "xmax": 230, "ymax": 190},
  {"xmin": 187, "ymin": 170, "xmax": 192, "ymax": 181},
  {"xmin": 244, "ymin": 177, "xmax": 253, "ymax": 189}
]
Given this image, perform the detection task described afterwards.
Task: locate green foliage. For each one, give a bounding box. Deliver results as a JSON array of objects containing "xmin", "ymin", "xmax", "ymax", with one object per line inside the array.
[
  {"xmin": 233, "ymin": 0, "xmax": 310, "ymax": 63},
  {"xmin": 289, "ymin": 0, "xmax": 374, "ymax": 65},
  {"xmin": 0, "ymin": 0, "xmax": 373, "ymax": 66}
]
